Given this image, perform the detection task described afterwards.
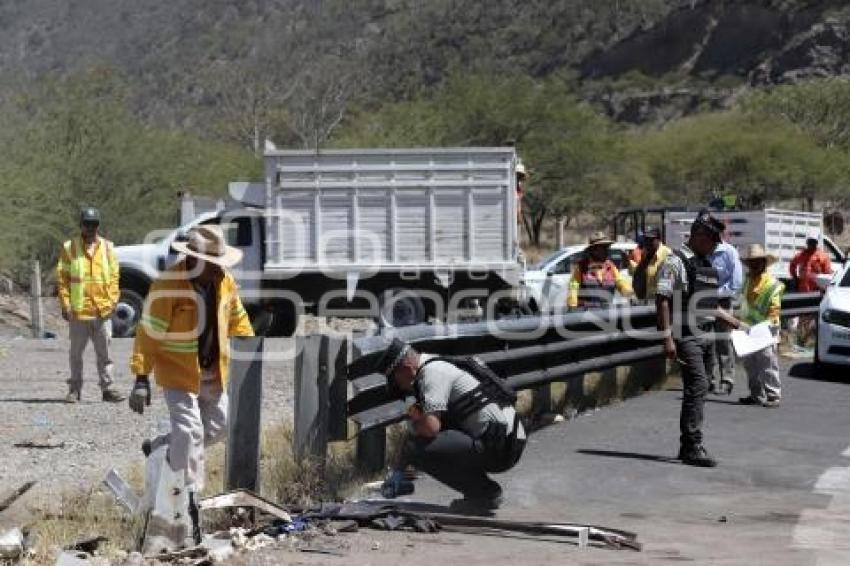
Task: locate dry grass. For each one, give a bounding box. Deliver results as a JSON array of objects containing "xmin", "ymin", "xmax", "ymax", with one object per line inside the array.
[
  {"xmin": 20, "ymin": 421, "xmax": 392, "ymax": 561},
  {"xmin": 22, "ymin": 486, "xmax": 144, "ymax": 564}
]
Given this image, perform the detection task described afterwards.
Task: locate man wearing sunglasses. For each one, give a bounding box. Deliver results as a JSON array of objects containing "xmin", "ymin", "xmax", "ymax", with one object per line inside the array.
[{"xmin": 57, "ymin": 207, "xmax": 125, "ymax": 403}]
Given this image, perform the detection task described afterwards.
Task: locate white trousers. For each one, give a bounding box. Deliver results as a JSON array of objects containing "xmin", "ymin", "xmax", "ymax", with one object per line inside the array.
[
  {"xmin": 68, "ymin": 317, "xmax": 114, "ymax": 391},
  {"xmin": 742, "ymin": 343, "xmax": 781, "ymax": 402},
  {"xmin": 155, "ymin": 372, "xmax": 228, "ymax": 492}
]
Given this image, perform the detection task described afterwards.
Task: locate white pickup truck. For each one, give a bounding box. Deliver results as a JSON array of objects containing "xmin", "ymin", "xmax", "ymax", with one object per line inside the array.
[{"xmin": 113, "ymin": 147, "xmax": 524, "ymax": 337}]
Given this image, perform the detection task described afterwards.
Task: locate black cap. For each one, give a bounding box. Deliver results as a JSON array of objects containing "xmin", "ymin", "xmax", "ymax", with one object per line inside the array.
[
  {"xmin": 691, "ymin": 209, "xmax": 724, "ymax": 241},
  {"xmin": 374, "ymin": 338, "xmax": 411, "ymax": 378},
  {"xmin": 80, "ymin": 207, "xmax": 101, "ymax": 224}
]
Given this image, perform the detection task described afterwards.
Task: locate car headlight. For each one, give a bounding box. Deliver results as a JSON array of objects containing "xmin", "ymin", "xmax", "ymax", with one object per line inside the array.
[{"xmin": 822, "ymin": 309, "xmax": 850, "ymax": 328}]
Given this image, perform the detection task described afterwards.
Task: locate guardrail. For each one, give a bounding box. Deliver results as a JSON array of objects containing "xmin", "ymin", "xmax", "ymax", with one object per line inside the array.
[{"xmin": 293, "ymin": 292, "xmax": 821, "ymax": 472}]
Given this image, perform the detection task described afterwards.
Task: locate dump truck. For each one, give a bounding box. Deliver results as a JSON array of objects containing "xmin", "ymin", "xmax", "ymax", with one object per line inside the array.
[{"xmin": 113, "ymin": 147, "xmax": 524, "ymax": 337}]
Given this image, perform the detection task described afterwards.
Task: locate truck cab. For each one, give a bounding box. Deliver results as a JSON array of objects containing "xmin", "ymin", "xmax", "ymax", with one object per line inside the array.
[{"xmin": 113, "ymin": 208, "xmax": 264, "ymax": 337}]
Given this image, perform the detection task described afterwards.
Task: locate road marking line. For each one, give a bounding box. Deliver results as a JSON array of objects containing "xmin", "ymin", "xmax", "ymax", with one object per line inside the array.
[{"xmin": 793, "ymin": 447, "xmax": 850, "ymax": 564}]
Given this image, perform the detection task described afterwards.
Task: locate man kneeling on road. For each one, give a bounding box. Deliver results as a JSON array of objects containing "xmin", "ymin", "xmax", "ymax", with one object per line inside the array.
[
  {"xmin": 127, "ymin": 225, "xmax": 253, "ymax": 542},
  {"xmin": 378, "ymin": 339, "xmax": 526, "ymax": 512}
]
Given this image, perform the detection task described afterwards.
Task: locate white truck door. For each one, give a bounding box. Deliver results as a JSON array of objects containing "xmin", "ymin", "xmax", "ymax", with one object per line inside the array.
[
  {"xmin": 543, "ymin": 252, "xmax": 576, "ymax": 311},
  {"xmin": 218, "ymin": 213, "xmax": 263, "ymax": 306}
]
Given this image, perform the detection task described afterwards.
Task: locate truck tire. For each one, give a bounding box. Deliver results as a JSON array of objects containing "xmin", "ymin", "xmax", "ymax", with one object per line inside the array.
[
  {"xmin": 379, "ymin": 289, "xmax": 427, "ymax": 328},
  {"xmin": 269, "ymin": 303, "xmax": 298, "ymax": 337},
  {"xmin": 112, "ymin": 288, "xmax": 144, "ymax": 338}
]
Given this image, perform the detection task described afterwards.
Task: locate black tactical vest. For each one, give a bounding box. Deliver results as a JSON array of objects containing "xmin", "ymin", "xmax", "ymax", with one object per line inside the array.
[{"xmin": 674, "ymin": 249, "xmax": 720, "ymax": 314}]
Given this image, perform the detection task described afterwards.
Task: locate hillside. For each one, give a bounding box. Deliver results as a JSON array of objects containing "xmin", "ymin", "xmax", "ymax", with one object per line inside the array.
[{"xmin": 1, "ymin": 0, "xmax": 848, "ymax": 131}]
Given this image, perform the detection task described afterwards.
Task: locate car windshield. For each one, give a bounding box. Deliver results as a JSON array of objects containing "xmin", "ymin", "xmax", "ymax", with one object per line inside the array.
[{"xmin": 841, "ymin": 268, "xmax": 850, "ymax": 287}]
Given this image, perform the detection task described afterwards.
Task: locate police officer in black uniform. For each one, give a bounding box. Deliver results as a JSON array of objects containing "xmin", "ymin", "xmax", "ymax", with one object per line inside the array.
[
  {"xmin": 376, "ymin": 339, "xmax": 526, "ymax": 511},
  {"xmin": 656, "ymin": 210, "xmax": 725, "ymax": 467}
]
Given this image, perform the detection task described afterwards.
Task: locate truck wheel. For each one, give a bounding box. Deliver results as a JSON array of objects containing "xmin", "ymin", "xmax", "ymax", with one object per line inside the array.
[
  {"xmin": 379, "ymin": 290, "xmax": 427, "ymax": 327},
  {"xmin": 112, "ymin": 288, "xmax": 144, "ymax": 338},
  {"xmin": 270, "ymin": 303, "xmax": 298, "ymax": 337}
]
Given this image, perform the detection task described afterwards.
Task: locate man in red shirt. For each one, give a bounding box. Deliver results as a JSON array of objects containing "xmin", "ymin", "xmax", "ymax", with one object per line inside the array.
[{"xmin": 789, "ymin": 234, "xmax": 832, "ymax": 292}]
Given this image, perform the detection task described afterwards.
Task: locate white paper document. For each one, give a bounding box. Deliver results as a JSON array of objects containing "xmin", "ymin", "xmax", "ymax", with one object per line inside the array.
[{"xmin": 731, "ymin": 322, "xmax": 776, "ymax": 357}]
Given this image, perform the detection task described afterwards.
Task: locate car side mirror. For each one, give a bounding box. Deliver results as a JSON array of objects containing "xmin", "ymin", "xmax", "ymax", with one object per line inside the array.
[{"xmin": 816, "ymin": 273, "xmax": 833, "ymax": 291}]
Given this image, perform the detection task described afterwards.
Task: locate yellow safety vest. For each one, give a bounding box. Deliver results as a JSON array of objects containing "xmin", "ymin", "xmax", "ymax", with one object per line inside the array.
[
  {"xmin": 57, "ymin": 237, "xmax": 118, "ymax": 319},
  {"xmin": 741, "ymin": 276, "xmax": 784, "ymax": 326}
]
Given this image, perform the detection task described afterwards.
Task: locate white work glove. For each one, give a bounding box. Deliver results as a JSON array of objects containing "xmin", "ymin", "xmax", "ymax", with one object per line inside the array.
[{"xmin": 128, "ymin": 376, "xmax": 151, "ymax": 415}]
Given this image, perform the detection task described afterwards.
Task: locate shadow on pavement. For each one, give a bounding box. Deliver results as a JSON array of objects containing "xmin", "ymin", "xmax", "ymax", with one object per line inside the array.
[
  {"xmin": 576, "ymin": 449, "xmax": 679, "ymax": 464},
  {"xmin": 0, "ymin": 398, "xmax": 69, "ymax": 404},
  {"xmin": 789, "ymin": 362, "xmax": 849, "ymax": 384}
]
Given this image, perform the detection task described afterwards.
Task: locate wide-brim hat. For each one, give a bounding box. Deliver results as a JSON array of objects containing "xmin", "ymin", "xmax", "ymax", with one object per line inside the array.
[
  {"xmin": 171, "ymin": 224, "xmax": 243, "ymax": 268},
  {"xmin": 587, "ymin": 231, "xmax": 614, "ymax": 247},
  {"xmin": 741, "ymin": 243, "xmax": 777, "ymax": 266}
]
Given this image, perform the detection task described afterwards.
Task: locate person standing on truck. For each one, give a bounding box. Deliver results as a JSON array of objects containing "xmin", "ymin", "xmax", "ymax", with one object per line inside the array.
[
  {"xmin": 789, "ymin": 233, "xmax": 832, "ymax": 292},
  {"xmin": 629, "ymin": 227, "xmax": 671, "ymax": 301},
  {"xmin": 57, "ymin": 207, "xmax": 125, "ymax": 404},
  {"xmin": 732, "ymin": 245, "xmax": 784, "ymax": 408},
  {"xmin": 708, "ymin": 226, "xmax": 743, "ymax": 396},
  {"xmin": 127, "ymin": 225, "xmax": 253, "ymax": 543},
  {"xmin": 515, "ymin": 159, "xmax": 527, "ymax": 221},
  {"xmin": 377, "ymin": 338, "xmax": 526, "ymax": 513},
  {"xmin": 656, "ymin": 210, "xmax": 726, "ymax": 467},
  {"xmin": 568, "ymin": 231, "xmax": 633, "ymax": 309}
]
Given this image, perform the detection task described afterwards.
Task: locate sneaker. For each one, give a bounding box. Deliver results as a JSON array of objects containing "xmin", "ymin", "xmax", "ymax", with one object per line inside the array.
[
  {"xmin": 762, "ymin": 398, "xmax": 781, "ymax": 408},
  {"xmin": 678, "ymin": 445, "xmax": 718, "ymax": 467},
  {"xmin": 738, "ymin": 396, "xmax": 760, "ymax": 405},
  {"xmin": 102, "ymin": 388, "xmax": 126, "ymax": 403},
  {"xmin": 65, "ymin": 390, "xmax": 81, "ymax": 403}
]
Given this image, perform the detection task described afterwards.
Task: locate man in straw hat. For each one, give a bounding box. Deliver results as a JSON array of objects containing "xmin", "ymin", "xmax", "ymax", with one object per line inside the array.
[
  {"xmin": 721, "ymin": 244, "xmax": 784, "ymax": 408},
  {"xmin": 128, "ymin": 224, "xmax": 253, "ymax": 542},
  {"xmin": 567, "ymin": 231, "xmax": 633, "ymax": 309}
]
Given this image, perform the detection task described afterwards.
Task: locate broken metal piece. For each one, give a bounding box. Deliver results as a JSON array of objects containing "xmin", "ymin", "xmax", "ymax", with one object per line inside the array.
[
  {"xmin": 199, "ymin": 489, "xmax": 292, "ymax": 523},
  {"xmin": 13, "ymin": 440, "xmax": 65, "ymax": 449},
  {"xmin": 103, "ymin": 469, "xmax": 141, "ymax": 514},
  {"xmin": 0, "ymin": 481, "xmax": 36, "ymax": 514}
]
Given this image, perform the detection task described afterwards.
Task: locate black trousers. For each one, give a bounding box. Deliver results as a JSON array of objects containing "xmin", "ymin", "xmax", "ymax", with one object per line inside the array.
[
  {"xmin": 677, "ymin": 335, "xmax": 714, "ymax": 448},
  {"xmin": 404, "ymin": 424, "xmax": 525, "ymax": 499}
]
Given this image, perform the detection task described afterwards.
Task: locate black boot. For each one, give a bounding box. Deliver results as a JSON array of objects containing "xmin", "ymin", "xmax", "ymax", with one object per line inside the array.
[{"xmin": 677, "ymin": 445, "xmax": 718, "ymax": 468}]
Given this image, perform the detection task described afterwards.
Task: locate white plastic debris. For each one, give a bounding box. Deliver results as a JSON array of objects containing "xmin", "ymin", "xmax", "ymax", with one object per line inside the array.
[{"xmin": 0, "ymin": 528, "xmax": 23, "ymax": 559}]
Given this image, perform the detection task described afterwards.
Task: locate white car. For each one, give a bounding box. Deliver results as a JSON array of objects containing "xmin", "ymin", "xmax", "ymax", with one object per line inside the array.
[
  {"xmin": 816, "ymin": 264, "xmax": 850, "ymax": 371},
  {"xmin": 522, "ymin": 242, "xmax": 637, "ymax": 313}
]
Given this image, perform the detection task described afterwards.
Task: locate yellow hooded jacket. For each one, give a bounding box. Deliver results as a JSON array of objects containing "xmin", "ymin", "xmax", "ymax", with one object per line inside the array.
[{"xmin": 130, "ymin": 261, "xmax": 254, "ymax": 393}]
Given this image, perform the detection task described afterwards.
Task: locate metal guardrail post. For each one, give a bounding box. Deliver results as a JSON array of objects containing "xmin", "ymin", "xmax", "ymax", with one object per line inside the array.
[
  {"xmin": 29, "ymin": 260, "xmax": 43, "ymax": 339},
  {"xmin": 294, "ymin": 335, "xmax": 328, "ymax": 462},
  {"xmin": 226, "ymin": 336, "xmax": 264, "ymax": 491}
]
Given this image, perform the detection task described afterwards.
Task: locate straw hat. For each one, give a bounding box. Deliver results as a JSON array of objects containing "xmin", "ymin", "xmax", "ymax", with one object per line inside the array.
[
  {"xmin": 740, "ymin": 243, "xmax": 777, "ymax": 266},
  {"xmin": 587, "ymin": 231, "xmax": 614, "ymax": 247},
  {"xmin": 171, "ymin": 225, "xmax": 243, "ymax": 268}
]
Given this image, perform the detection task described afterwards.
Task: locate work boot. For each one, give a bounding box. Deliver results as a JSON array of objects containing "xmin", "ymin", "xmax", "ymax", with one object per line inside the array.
[
  {"xmin": 102, "ymin": 388, "xmax": 126, "ymax": 403},
  {"xmin": 64, "ymin": 390, "xmax": 81, "ymax": 403},
  {"xmin": 762, "ymin": 398, "xmax": 781, "ymax": 408},
  {"xmin": 678, "ymin": 445, "xmax": 718, "ymax": 468}
]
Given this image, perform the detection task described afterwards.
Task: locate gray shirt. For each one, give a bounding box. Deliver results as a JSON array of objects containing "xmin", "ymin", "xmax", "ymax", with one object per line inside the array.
[{"xmin": 416, "ymin": 354, "xmax": 523, "ymax": 439}]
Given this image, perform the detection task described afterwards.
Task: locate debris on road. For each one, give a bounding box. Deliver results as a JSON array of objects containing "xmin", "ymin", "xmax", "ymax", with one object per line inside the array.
[
  {"xmin": 66, "ymin": 535, "xmax": 108, "ymax": 554},
  {"xmin": 0, "ymin": 480, "xmax": 36, "ymax": 514},
  {"xmin": 0, "ymin": 527, "xmax": 23, "ymax": 559},
  {"xmin": 198, "ymin": 489, "xmax": 292, "ymax": 522},
  {"xmin": 102, "ymin": 469, "xmax": 141, "ymax": 514}
]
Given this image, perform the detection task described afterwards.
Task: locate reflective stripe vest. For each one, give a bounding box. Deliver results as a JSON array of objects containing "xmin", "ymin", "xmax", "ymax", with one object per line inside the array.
[
  {"xmin": 741, "ymin": 275, "xmax": 784, "ymax": 326},
  {"xmin": 572, "ymin": 259, "xmax": 618, "ymax": 308},
  {"xmin": 129, "ymin": 260, "xmax": 254, "ymax": 393},
  {"xmin": 56, "ymin": 236, "xmax": 119, "ymax": 319}
]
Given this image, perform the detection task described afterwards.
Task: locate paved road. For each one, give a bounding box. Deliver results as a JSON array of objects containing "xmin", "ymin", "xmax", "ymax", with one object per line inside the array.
[{"xmin": 403, "ymin": 359, "xmax": 850, "ymax": 565}]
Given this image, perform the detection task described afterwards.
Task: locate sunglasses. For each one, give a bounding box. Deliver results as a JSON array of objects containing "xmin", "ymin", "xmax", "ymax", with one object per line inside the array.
[{"xmin": 81, "ymin": 221, "xmax": 100, "ymax": 228}]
